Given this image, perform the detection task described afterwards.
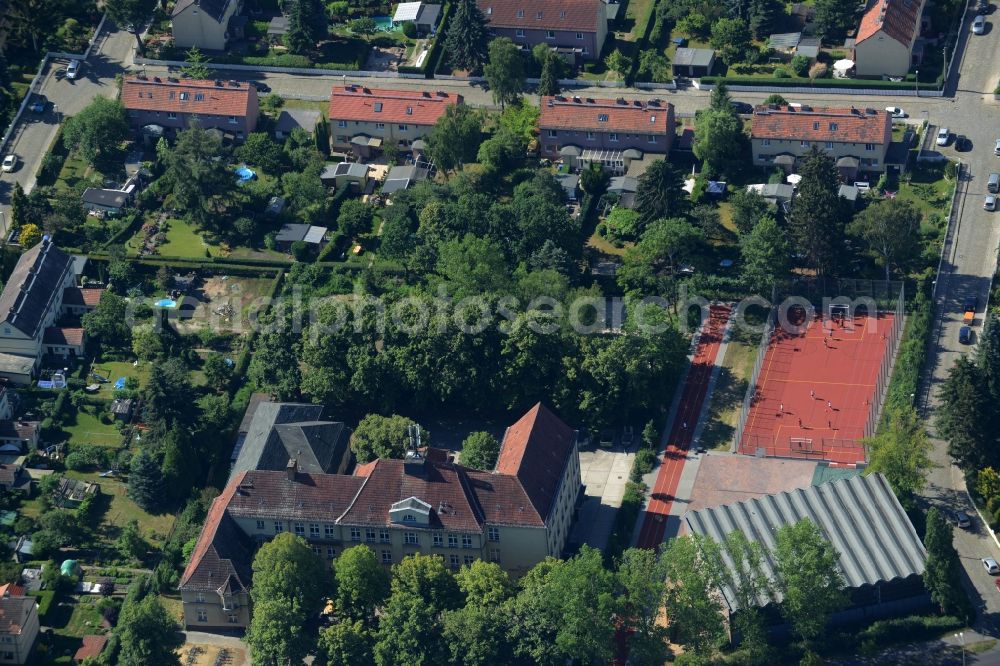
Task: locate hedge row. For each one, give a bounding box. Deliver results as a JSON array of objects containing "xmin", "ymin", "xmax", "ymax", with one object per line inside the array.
[
  {"xmin": 700, "ymin": 76, "xmax": 941, "ymax": 91},
  {"xmin": 603, "ymin": 480, "xmax": 646, "ymax": 566},
  {"xmin": 881, "ymin": 279, "xmax": 934, "ymax": 423},
  {"xmin": 430, "ymin": 2, "xmax": 455, "ymax": 77}
]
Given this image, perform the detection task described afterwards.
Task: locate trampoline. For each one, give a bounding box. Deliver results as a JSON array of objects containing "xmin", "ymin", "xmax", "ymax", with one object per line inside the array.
[{"xmin": 235, "ymin": 166, "xmax": 256, "ymax": 182}]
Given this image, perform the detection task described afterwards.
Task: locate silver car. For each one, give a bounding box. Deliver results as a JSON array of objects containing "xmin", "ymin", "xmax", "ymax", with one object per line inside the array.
[
  {"xmin": 983, "ymin": 557, "xmax": 1000, "ymax": 574},
  {"xmin": 986, "ymin": 195, "xmax": 997, "ymax": 211},
  {"xmin": 937, "ymin": 127, "xmax": 951, "ymax": 146},
  {"xmin": 974, "ymin": 14, "xmax": 986, "ymax": 34},
  {"xmin": 66, "ymin": 59, "xmax": 81, "ymax": 79}
]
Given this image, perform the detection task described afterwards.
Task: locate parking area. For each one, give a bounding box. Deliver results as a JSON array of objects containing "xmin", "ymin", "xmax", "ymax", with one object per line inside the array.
[{"xmin": 568, "ymin": 442, "xmax": 636, "ymax": 551}]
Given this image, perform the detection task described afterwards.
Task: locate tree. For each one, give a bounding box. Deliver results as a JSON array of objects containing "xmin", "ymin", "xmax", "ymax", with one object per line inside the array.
[
  {"xmin": 442, "ymin": 561, "xmax": 515, "ymax": 665},
  {"xmin": 937, "ymin": 356, "xmax": 994, "ymax": 470},
  {"xmin": 285, "ymin": 0, "xmax": 323, "ymax": 54},
  {"xmin": 333, "ymin": 545, "xmax": 391, "ymax": 623},
  {"xmin": 605, "ymin": 49, "xmax": 632, "ymax": 78},
  {"xmin": 662, "ymin": 535, "xmax": 726, "ymax": 655},
  {"xmin": 181, "ymin": 47, "xmax": 211, "ymax": 80},
  {"xmin": 923, "ymin": 507, "xmax": 974, "ymax": 620},
  {"xmin": 338, "ymin": 199, "xmax": 375, "ymax": 239},
  {"xmin": 773, "ymin": 519, "xmax": 847, "ymax": 643},
  {"xmin": 719, "ymin": 531, "xmax": 772, "ymax": 661},
  {"xmin": 62, "ymin": 97, "xmax": 129, "ymax": 165},
  {"xmin": 730, "ymin": 188, "xmax": 772, "ymax": 236},
  {"xmin": 116, "ymin": 595, "xmax": 183, "ymax": 666},
  {"xmin": 319, "ymin": 620, "xmax": 375, "ymax": 665},
  {"xmin": 484, "ymin": 38, "xmax": 525, "ymax": 109},
  {"xmin": 847, "ymin": 198, "xmax": 921, "ymax": 281},
  {"xmin": 763, "ymin": 93, "xmax": 788, "ymax": 105},
  {"xmin": 247, "ymin": 313, "xmax": 301, "ymax": 400},
  {"xmin": 11, "ymin": 183, "xmax": 27, "ymax": 229},
  {"xmin": 235, "ymin": 133, "xmax": 286, "ymax": 173},
  {"xmin": 538, "ymin": 51, "xmax": 561, "ymax": 96},
  {"xmin": 637, "ymin": 217, "xmax": 702, "ymax": 274},
  {"xmin": 459, "ymin": 431, "xmax": 500, "ymax": 470},
  {"xmin": 202, "ymin": 353, "xmax": 233, "ymax": 392},
  {"xmin": 604, "ymin": 208, "xmax": 642, "ymax": 240},
  {"xmin": 105, "ymin": 0, "xmax": 156, "ymax": 55},
  {"xmin": 436, "ymin": 234, "xmax": 510, "ymax": 296},
  {"xmin": 351, "ymin": 414, "xmax": 421, "ymax": 463},
  {"xmin": 83, "ymin": 292, "xmax": 131, "ymax": 352},
  {"xmin": 693, "ymin": 107, "xmax": 744, "ymax": 176},
  {"xmin": 978, "ymin": 313, "xmax": 1000, "ymax": 405},
  {"xmin": 445, "ymin": 0, "xmax": 490, "ymax": 72},
  {"xmin": 637, "ymin": 49, "xmax": 671, "ymax": 83},
  {"xmin": 710, "ymin": 18, "xmax": 752, "ymax": 66},
  {"xmin": 789, "ymin": 145, "xmax": 846, "ymax": 279},
  {"xmin": 128, "ymin": 448, "xmax": 165, "ymax": 512},
  {"xmin": 814, "ymin": 0, "xmax": 856, "ymax": 41},
  {"xmin": 748, "ymin": 0, "xmax": 783, "ymax": 39},
  {"xmin": 740, "ymin": 214, "xmax": 789, "ymax": 291},
  {"xmin": 616, "ymin": 549, "xmax": 670, "ymax": 664},
  {"xmin": 634, "ymin": 159, "xmax": 687, "ymax": 226},
  {"xmin": 157, "ymin": 125, "xmax": 232, "ymax": 229},
  {"xmin": 426, "ymin": 104, "xmax": 483, "ymax": 175},
  {"xmin": 509, "ymin": 547, "xmax": 617, "ymax": 665},
  {"xmin": 18, "ymin": 223, "xmax": 41, "ymax": 248},
  {"xmin": 862, "ymin": 407, "xmax": 931, "ymax": 502},
  {"xmin": 247, "ymin": 533, "xmax": 329, "ymax": 664},
  {"xmin": 115, "ymin": 519, "xmax": 147, "ymax": 562}
]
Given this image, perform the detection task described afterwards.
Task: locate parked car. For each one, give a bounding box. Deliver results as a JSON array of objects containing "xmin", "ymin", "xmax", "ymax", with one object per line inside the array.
[
  {"xmin": 956, "ymin": 135, "xmax": 972, "ymax": 152},
  {"xmin": 884, "ymin": 106, "xmax": 907, "ymax": 119},
  {"xmin": 730, "ymin": 101, "xmax": 754, "ymax": 114},
  {"xmin": 965, "ymin": 295, "xmax": 979, "ymax": 314},
  {"xmin": 974, "ymin": 14, "xmax": 987, "ymax": 33},
  {"xmin": 66, "ymin": 59, "xmax": 81, "ymax": 79},
  {"xmin": 995, "ymin": 138, "xmax": 1000, "ymax": 155},
  {"xmin": 960, "ymin": 325, "xmax": 973, "ymax": 344},
  {"xmin": 28, "ymin": 97, "xmax": 46, "ymax": 113},
  {"xmin": 937, "ymin": 127, "xmax": 951, "ymax": 146},
  {"xmin": 986, "ymin": 194, "xmax": 997, "ymax": 211},
  {"xmin": 1, "ymin": 155, "xmax": 15, "ymax": 173},
  {"xmin": 980, "ymin": 0, "xmax": 991, "ymax": 12},
  {"xmin": 983, "ymin": 557, "xmax": 1000, "ymax": 575},
  {"xmin": 253, "ymin": 81, "xmax": 271, "ymax": 93},
  {"xmin": 953, "ymin": 510, "xmax": 972, "ymax": 529}
]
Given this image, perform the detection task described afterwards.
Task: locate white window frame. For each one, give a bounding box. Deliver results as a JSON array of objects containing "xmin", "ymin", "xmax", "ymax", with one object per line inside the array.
[
  {"xmin": 337, "ymin": 119, "xmax": 347, "ymax": 128},
  {"xmin": 404, "ymin": 532, "xmax": 419, "ymax": 545},
  {"xmin": 487, "ymin": 526, "xmax": 500, "ymax": 542},
  {"xmin": 381, "ymin": 550, "xmax": 392, "ymax": 564},
  {"xmin": 546, "ymin": 30, "xmax": 555, "ymax": 39},
  {"xmin": 351, "ymin": 527, "xmax": 361, "ymax": 542},
  {"xmin": 516, "ymin": 28, "xmax": 525, "ymax": 37},
  {"xmin": 547, "ymin": 129, "xmax": 557, "ymax": 138},
  {"xmin": 865, "ymin": 143, "xmax": 875, "ymax": 151}
]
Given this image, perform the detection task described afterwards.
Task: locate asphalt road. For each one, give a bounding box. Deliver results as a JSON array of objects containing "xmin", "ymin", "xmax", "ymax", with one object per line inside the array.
[{"xmin": 0, "ymin": 22, "xmax": 135, "ymax": 235}]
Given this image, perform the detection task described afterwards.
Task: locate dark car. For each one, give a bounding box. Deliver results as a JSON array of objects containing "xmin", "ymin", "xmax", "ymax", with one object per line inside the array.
[
  {"xmin": 952, "ymin": 510, "xmax": 972, "ymax": 529},
  {"xmin": 253, "ymin": 81, "xmax": 271, "ymax": 93},
  {"xmin": 731, "ymin": 101, "xmax": 754, "ymax": 114},
  {"xmin": 965, "ymin": 295, "xmax": 978, "ymax": 313},
  {"xmin": 28, "ymin": 97, "xmax": 46, "ymax": 113},
  {"xmin": 960, "ymin": 325, "xmax": 973, "ymax": 344},
  {"xmin": 955, "ymin": 135, "xmax": 972, "ymax": 152}
]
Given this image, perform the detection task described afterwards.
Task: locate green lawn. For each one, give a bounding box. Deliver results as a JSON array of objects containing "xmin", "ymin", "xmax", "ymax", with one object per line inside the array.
[
  {"xmin": 697, "ymin": 325, "xmax": 757, "ymax": 451},
  {"xmin": 895, "ymin": 165, "xmax": 955, "ymax": 225},
  {"xmin": 159, "ymin": 218, "xmax": 212, "ymax": 258},
  {"xmin": 88, "ymin": 361, "xmax": 151, "ymax": 398},
  {"xmin": 622, "ymin": 0, "xmax": 655, "ymax": 41},
  {"xmin": 60, "ymin": 410, "xmax": 122, "ymax": 448},
  {"xmin": 53, "ymin": 152, "xmax": 106, "ymax": 192},
  {"xmin": 61, "ymin": 597, "xmax": 106, "ymax": 637},
  {"xmin": 98, "ymin": 478, "xmax": 176, "ymax": 547}
]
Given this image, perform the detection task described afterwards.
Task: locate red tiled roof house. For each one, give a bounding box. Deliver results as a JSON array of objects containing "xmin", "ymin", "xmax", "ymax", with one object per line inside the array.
[
  {"xmin": 178, "ymin": 403, "xmax": 581, "ymax": 630},
  {"xmin": 853, "ymin": 0, "xmax": 926, "ymax": 77},
  {"xmin": 122, "ymin": 75, "xmax": 259, "ymax": 141},
  {"xmin": 478, "ymin": 0, "xmax": 608, "ymax": 61},
  {"xmin": 0, "ymin": 590, "xmax": 39, "ymax": 664},
  {"xmin": 539, "ymin": 95, "xmax": 675, "ymax": 167},
  {"xmin": 328, "ymin": 86, "xmax": 462, "ymax": 158},
  {"xmin": 750, "ymin": 105, "xmax": 892, "ymax": 179}
]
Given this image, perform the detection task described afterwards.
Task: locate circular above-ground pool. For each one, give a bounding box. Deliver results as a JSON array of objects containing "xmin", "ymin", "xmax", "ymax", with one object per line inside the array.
[
  {"xmin": 154, "ymin": 298, "xmax": 177, "ymax": 308},
  {"xmin": 234, "ymin": 166, "xmax": 256, "ymax": 182}
]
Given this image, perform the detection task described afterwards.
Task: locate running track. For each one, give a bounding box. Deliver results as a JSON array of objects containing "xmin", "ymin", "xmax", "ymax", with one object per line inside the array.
[{"xmin": 635, "ymin": 304, "xmax": 731, "ymax": 550}]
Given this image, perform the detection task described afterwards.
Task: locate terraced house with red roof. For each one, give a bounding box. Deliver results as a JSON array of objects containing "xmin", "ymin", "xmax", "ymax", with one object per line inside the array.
[
  {"xmin": 478, "ymin": 0, "xmax": 609, "ymax": 62},
  {"xmin": 178, "ymin": 403, "xmax": 581, "ymax": 630},
  {"xmin": 853, "ymin": 0, "xmax": 926, "ymax": 77},
  {"xmin": 750, "ymin": 105, "xmax": 892, "ymax": 180},
  {"xmin": 328, "ymin": 85, "xmax": 462, "ymax": 158},
  {"xmin": 121, "ymin": 75, "xmax": 259, "ymax": 141},
  {"xmin": 538, "ymin": 95, "xmax": 675, "ymax": 168}
]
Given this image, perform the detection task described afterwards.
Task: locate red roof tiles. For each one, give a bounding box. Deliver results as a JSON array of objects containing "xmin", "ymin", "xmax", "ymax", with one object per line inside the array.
[
  {"xmin": 479, "ymin": 0, "xmax": 602, "ymax": 32},
  {"xmin": 179, "ymin": 478, "xmax": 252, "ymax": 592},
  {"xmin": 496, "ymin": 403, "xmax": 577, "ymax": 521},
  {"xmin": 74, "ymin": 635, "xmax": 108, "ymax": 662},
  {"xmin": 44, "ymin": 327, "xmax": 84, "ymax": 347},
  {"xmin": 751, "ymin": 106, "xmax": 892, "ymax": 145},
  {"xmin": 0, "ymin": 596, "xmax": 33, "ymax": 635},
  {"xmin": 62, "ymin": 287, "xmax": 104, "ymax": 308},
  {"xmin": 328, "ymin": 86, "xmax": 461, "ymax": 126},
  {"xmin": 225, "ymin": 470, "xmax": 365, "ymax": 522},
  {"xmin": 539, "ymin": 95, "xmax": 674, "ymax": 135},
  {"xmin": 857, "ymin": 0, "xmax": 922, "ymax": 46},
  {"xmin": 122, "ymin": 76, "xmax": 256, "ymax": 118}
]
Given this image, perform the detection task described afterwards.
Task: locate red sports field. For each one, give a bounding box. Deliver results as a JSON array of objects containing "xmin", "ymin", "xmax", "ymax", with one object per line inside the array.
[{"xmin": 737, "ymin": 310, "xmax": 895, "ymax": 465}]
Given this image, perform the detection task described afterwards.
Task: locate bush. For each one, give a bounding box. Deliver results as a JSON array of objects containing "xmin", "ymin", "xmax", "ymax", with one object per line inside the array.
[
  {"xmin": 791, "ymin": 55, "xmax": 811, "ymax": 77},
  {"xmin": 290, "ymin": 241, "xmax": 310, "ymax": 262},
  {"xmin": 401, "ymin": 21, "xmax": 417, "ymax": 38},
  {"xmin": 29, "ymin": 590, "xmax": 56, "ymax": 622},
  {"xmin": 604, "ymin": 481, "xmax": 646, "ymax": 565},
  {"xmin": 808, "ymin": 62, "xmax": 828, "ymax": 80},
  {"xmin": 773, "ymin": 68, "xmax": 790, "ymax": 78},
  {"xmin": 858, "ymin": 614, "xmax": 964, "ymax": 653},
  {"xmin": 630, "ymin": 447, "xmax": 657, "ymax": 481}
]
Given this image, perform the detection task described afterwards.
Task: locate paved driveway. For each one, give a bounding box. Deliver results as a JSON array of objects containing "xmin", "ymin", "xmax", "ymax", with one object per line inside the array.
[
  {"xmin": 568, "ymin": 442, "xmax": 635, "ymax": 550},
  {"xmin": 0, "ymin": 22, "xmax": 135, "ymax": 235}
]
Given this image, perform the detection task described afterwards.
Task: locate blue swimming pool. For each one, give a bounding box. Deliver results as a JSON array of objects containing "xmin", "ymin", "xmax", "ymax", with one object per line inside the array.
[
  {"xmin": 234, "ymin": 166, "xmax": 256, "ymax": 182},
  {"xmin": 154, "ymin": 298, "xmax": 177, "ymax": 308},
  {"xmin": 373, "ymin": 16, "xmax": 394, "ymax": 31}
]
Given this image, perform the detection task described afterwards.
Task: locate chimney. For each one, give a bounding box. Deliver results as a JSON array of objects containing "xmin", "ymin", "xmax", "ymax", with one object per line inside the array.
[
  {"xmin": 403, "ymin": 424, "xmax": 425, "ymax": 477},
  {"xmin": 286, "ymin": 458, "xmax": 297, "ymax": 481}
]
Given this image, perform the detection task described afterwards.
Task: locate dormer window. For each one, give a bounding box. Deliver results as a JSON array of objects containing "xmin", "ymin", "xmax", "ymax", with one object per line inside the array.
[
  {"xmin": 598, "ymin": 114, "xmax": 609, "ymax": 122},
  {"xmin": 403, "ymin": 513, "xmax": 416, "ymax": 522},
  {"xmin": 194, "ymin": 93, "xmax": 205, "ymax": 101},
  {"xmin": 179, "ymin": 92, "xmax": 189, "ymax": 100},
  {"xmin": 560, "ymin": 10, "xmax": 566, "ymax": 17},
  {"xmin": 536, "ymin": 11, "xmax": 543, "ymax": 18},
  {"xmin": 516, "ymin": 9, "xmax": 523, "ymax": 17},
  {"xmin": 374, "ymin": 102, "xmax": 383, "ymax": 112},
  {"xmin": 812, "ymin": 122, "xmax": 819, "ymax": 130},
  {"xmin": 829, "ymin": 122, "xmax": 838, "ymax": 131},
  {"xmin": 406, "ymin": 106, "xmax": 413, "ymax": 115}
]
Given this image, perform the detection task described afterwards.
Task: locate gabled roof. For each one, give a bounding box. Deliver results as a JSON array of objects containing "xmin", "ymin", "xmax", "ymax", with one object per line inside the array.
[
  {"xmin": 230, "ymin": 402, "xmax": 345, "ymax": 478},
  {"xmin": 275, "ymin": 109, "xmax": 321, "ymax": 134},
  {"xmin": 751, "ymin": 105, "xmax": 892, "ymax": 145},
  {"xmin": 74, "ymin": 635, "xmax": 108, "ymax": 662},
  {"xmin": 122, "ymin": 76, "xmax": 256, "ymax": 119},
  {"xmin": 0, "ymin": 595, "xmax": 34, "ymax": 635},
  {"xmin": 225, "ymin": 470, "xmax": 365, "ymax": 522},
  {"xmin": 171, "ymin": 0, "xmax": 234, "ymax": 22},
  {"xmin": 540, "ymin": 96, "xmax": 674, "ymax": 135},
  {"xmin": 43, "ymin": 327, "xmax": 84, "ymax": 347},
  {"xmin": 82, "ymin": 188, "xmax": 128, "ymax": 208},
  {"xmin": 0, "ymin": 239, "xmax": 73, "ymax": 338},
  {"xmin": 179, "ymin": 479, "xmax": 254, "ymax": 592},
  {"xmin": 673, "ymin": 47, "xmax": 715, "ymax": 67},
  {"xmin": 62, "ymin": 287, "xmax": 104, "ymax": 308},
  {"xmin": 478, "ymin": 0, "xmax": 603, "ymax": 32},
  {"xmin": 857, "ymin": 0, "xmax": 923, "ymax": 46},
  {"xmin": 495, "ymin": 403, "xmax": 576, "ymax": 521},
  {"xmin": 328, "ymin": 86, "xmax": 461, "ymax": 126},
  {"xmin": 340, "ymin": 459, "xmax": 485, "ymax": 531},
  {"xmin": 684, "ymin": 473, "xmax": 927, "ymax": 611}
]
